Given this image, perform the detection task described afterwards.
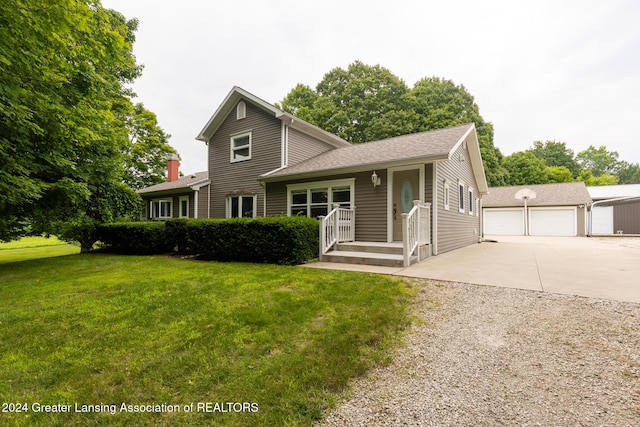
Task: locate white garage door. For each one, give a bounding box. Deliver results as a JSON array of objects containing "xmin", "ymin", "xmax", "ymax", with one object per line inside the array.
[
  {"xmin": 591, "ymin": 206, "xmax": 613, "ymax": 235},
  {"xmin": 483, "ymin": 208, "xmax": 524, "ymax": 235},
  {"xmin": 529, "ymin": 207, "xmax": 576, "ymax": 236}
]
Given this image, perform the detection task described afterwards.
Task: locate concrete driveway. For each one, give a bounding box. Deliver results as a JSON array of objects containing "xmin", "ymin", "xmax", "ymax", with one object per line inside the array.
[
  {"xmin": 398, "ymin": 236, "xmax": 640, "ymax": 303},
  {"xmin": 305, "ymin": 236, "xmax": 640, "ymax": 303}
]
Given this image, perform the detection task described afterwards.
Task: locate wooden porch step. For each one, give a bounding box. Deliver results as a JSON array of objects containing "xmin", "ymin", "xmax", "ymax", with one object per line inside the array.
[
  {"xmin": 323, "ymin": 250, "xmax": 416, "ymax": 268},
  {"xmin": 336, "ymin": 241, "xmax": 404, "ymax": 255}
]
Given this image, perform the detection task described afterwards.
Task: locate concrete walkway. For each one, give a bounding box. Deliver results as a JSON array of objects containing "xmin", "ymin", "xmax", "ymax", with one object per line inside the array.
[{"xmin": 303, "ymin": 236, "xmax": 640, "ymax": 303}]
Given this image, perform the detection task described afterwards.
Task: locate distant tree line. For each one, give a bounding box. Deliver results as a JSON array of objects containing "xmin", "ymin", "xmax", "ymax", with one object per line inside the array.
[{"xmin": 279, "ymin": 61, "xmax": 640, "ymax": 188}]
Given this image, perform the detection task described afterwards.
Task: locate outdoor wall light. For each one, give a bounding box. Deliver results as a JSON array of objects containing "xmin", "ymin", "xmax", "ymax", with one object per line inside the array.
[{"xmin": 371, "ymin": 171, "xmax": 381, "ymax": 187}]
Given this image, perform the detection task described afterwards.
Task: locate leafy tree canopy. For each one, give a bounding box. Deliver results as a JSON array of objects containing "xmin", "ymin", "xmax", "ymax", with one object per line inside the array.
[
  {"xmin": 123, "ymin": 103, "xmax": 177, "ymax": 190},
  {"xmin": 576, "ymin": 145, "xmax": 620, "ymax": 177},
  {"xmin": 530, "ymin": 140, "xmax": 580, "ymax": 177},
  {"xmin": 502, "ymin": 152, "xmax": 549, "ymax": 185},
  {"xmin": 279, "ymin": 61, "xmax": 507, "ymax": 186},
  {"xmin": 0, "ymin": 0, "xmax": 175, "ymax": 242}
]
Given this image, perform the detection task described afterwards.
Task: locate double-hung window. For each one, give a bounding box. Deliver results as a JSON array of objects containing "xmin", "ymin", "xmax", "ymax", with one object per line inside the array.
[
  {"xmin": 151, "ymin": 199, "xmax": 172, "ymax": 219},
  {"xmin": 458, "ymin": 180, "xmax": 465, "ymax": 213},
  {"xmin": 227, "ymin": 195, "xmax": 256, "ymax": 218},
  {"xmin": 179, "ymin": 196, "xmax": 189, "ymax": 218},
  {"xmin": 230, "ymin": 132, "xmax": 251, "ymax": 163},
  {"xmin": 468, "ymin": 188, "xmax": 474, "ymax": 215}
]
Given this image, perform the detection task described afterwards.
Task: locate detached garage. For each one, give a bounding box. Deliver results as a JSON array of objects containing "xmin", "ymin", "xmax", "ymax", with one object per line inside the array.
[{"xmin": 483, "ymin": 182, "xmax": 592, "ymax": 237}]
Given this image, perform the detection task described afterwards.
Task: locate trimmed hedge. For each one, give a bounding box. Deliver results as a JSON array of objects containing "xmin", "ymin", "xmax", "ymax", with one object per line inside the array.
[
  {"xmin": 98, "ymin": 217, "xmax": 319, "ymax": 265},
  {"xmin": 185, "ymin": 216, "xmax": 319, "ymax": 265},
  {"xmin": 98, "ymin": 222, "xmax": 173, "ymax": 255}
]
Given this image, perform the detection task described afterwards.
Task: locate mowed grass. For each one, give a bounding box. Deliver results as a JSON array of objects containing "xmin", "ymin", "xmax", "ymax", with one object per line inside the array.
[
  {"xmin": 0, "ymin": 236, "xmax": 80, "ymax": 264},
  {"xmin": 0, "ymin": 254, "xmax": 414, "ymax": 426}
]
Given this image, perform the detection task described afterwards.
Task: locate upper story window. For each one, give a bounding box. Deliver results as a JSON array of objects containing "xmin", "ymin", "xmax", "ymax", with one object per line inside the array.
[
  {"xmin": 230, "ymin": 131, "xmax": 252, "ymax": 163},
  {"xmin": 236, "ymin": 101, "xmax": 246, "ymax": 120},
  {"xmin": 458, "ymin": 180, "xmax": 465, "ymax": 213}
]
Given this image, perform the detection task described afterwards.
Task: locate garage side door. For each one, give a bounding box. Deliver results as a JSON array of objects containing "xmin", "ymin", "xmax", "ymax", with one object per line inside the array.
[
  {"xmin": 591, "ymin": 206, "xmax": 613, "ymax": 235},
  {"xmin": 529, "ymin": 207, "xmax": 576, "ymax": 236},
  {"xmin": 483, "ymin": 208, "xmax": 524, "ymax": 235}
]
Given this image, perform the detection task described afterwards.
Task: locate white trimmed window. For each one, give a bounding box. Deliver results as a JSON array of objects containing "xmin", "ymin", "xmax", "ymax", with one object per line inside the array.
[
  {"xmin": 179, "ymin": 196, "xmax": 189, "ymax": 218},
  {"xmin": 151, "ymin": 199, "xmax": 172, "ymax": 219},
  {"xmin": 287, "ymin": 179, "xmax": 354, "ymax": 218},
  {"xmin": 443, "ymin": 180, "xmax": 451, "ymax": 211},
  {"xmin": 236, "ymin": 101, "xmax": 246, "ymax": 120},
  {"xmin": 458, "ymin": 180, "xmax": 465, "ymax": 213},
  {"xmin": 230, "ymin": 131, "xmax": 251, "ymax": 163},
  {"xmin": 227, "ymin": 195, "xmax": 256, "ymax": 218},
  {"xmin": 468, "ymin": 188, "xmax": 474, "ymax": 216}
]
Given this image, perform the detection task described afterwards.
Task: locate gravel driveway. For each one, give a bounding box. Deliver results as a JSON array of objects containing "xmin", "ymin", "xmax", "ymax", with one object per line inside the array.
[{"xmin": 319, "ymin": 280, "xmax": 640, "ymax": 426}]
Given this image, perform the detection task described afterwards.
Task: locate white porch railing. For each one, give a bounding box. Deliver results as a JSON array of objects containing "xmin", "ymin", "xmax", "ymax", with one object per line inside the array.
[
  {"xmin": 319, "ymin": 204, "xmax": 355, "ymax": 257},
  {"xmin": 402, "ymin": 201, "xmax": 431, "ymax": 267}
]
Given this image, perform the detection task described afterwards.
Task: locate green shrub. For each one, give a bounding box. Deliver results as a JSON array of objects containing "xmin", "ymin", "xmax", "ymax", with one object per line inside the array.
[
  {"xmin": 97, "ymin": 217, "xmax": 319, "ymax": 264},
  {"xmin": 186, "ymin": 216, "xmax": 319, "ymax": 265},
  {"xmin": 98, "ymin": 222, "xmax": 173, "ymax": 255},
  {"xmin": 165, "ymin": 219, "xmax": 190, "ymax": 254}
]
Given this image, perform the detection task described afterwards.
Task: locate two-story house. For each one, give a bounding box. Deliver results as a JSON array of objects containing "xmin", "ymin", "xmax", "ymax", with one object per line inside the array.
[{"xmin": 139, "ymin": 86, "xmax": 489, "ymax": 266}]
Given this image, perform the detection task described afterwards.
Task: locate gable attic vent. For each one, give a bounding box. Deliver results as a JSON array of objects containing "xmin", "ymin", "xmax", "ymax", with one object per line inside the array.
[{"xmin": 237, "ymin": 101, "xmax": 246, "ymax": 120}]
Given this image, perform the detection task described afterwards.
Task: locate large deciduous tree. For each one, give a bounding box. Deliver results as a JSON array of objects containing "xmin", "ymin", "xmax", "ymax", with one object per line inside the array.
[
  {"xmin": 123, "ymin": 103, "xmax": 177, "ymax": 190},
  {"xmin": 502, "ymin": 152, "xmax": 550, "ymax": 185},
  {"xmin": 279, "ymin": 62, "xmax": 507, "ymax": 187},
  {"xmin": 0, "ymin": 0, "xmax": 172, "ymax": 242},
  {"xmin": 576, "ymin": 145, "xmax": 621, "ymax": 177},
  {"xmin": 530, "ymin": 140, "xmax": 580, "ymax": 177}
]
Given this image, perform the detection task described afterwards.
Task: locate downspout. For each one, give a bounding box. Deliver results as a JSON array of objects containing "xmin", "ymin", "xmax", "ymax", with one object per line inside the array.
[
  {"xmin": 432, "ymin": 162, "xmax": 439, "ymax": 256},
  {"xmin": 194, "ymin": 189, "xmax": 199, "ymax": 219}
]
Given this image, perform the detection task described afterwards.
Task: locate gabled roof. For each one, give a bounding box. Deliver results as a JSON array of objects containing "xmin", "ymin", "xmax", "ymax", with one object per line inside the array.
[
  {"xmin": 195, "ymin": 86, "xmax": 350, "ymax": 148},
  {"xmin": 261, "ymin": 123, "xmax": 488, "ymax": 194},
  {"xmin": 137, "ymin": 171, "xmax": 209, "ymax": 195},
  {"xmin": 483, "ymin": 182, "xmax": 592, "ymax": 207}
]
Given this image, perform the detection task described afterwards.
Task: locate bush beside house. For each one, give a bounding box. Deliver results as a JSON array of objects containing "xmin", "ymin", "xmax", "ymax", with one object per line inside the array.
[{"xmin": 97, "ymin": 217, "xmax": 319, "ymax": 265}]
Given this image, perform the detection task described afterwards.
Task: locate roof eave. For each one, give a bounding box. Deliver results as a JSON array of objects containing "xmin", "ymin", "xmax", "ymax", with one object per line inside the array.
[
  {"xmin": 260, "ymin": 155, "xmax": 448, "ymax": 183},
  {"xmin": 447, "ymin": 124, "xmax": 489, "ymax": 194}
]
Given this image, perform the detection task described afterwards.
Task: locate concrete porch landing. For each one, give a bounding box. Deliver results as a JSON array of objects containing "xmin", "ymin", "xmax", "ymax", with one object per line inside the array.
[{"xmin": 321, "ymin": 242, "xmax": 424, "ymax": 268}]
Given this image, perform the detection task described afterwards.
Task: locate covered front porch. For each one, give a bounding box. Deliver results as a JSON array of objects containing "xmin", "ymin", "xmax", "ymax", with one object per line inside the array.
[{"xmin": 319, "ymin": 201, "xmax": 432, "ymax": 267}]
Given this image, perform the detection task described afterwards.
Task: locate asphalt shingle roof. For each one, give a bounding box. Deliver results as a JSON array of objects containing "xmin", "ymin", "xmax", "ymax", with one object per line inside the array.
[
  {"xmin": 137, "ymin": 171, "xmax": 208, "ymax": 194},
  {"xmin": 263, "ymin": 123, "xmax": 474, "ymax": 179},
  {"xmin": 483, "ymin": 182, "xmax": 592, "ymax": 207}
]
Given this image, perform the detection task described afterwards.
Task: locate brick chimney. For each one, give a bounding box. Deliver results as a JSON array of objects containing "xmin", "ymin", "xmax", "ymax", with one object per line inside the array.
[{"xmin": 167, "ymin": 153, "xmax": 180, "ymax": 182}]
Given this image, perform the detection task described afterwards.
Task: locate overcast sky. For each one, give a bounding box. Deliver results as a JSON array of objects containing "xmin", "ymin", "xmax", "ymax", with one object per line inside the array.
[{"xmin": 101, "ymin": 0, "xmax": 640, "ymax": 175}]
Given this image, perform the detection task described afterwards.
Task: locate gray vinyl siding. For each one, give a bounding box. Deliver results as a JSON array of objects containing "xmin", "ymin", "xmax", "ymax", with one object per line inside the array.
[
  {"xmin": 208, "ymin": 102, "xmax": 282, "ymax": 218},
  {"xmin": 288, "ymin": 128, "xmax": 335, "ymax": 165},
  {"xmin": 435, "ymin": 137, "xmax": 482, "ymax": 254},
  {"xmin": 196, "ymin": 185, "xmax": 209, "ymax": 218},
  {"xmin": 614, "ymin": 201, "xmax": 640, "ymax": 234},
  {"xmin": 265, "ymin": 171, "xmax": 389, "ymax": 242}
]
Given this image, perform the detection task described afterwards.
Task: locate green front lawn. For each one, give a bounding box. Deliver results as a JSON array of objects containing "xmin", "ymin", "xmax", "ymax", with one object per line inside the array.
[
  {"xmin": 0, "ymin": 254, "xmax": 414, "ymax": 426},
  {"xmin": 0, "ymin": 236, "xmax": 80, "ymax": 264}
]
